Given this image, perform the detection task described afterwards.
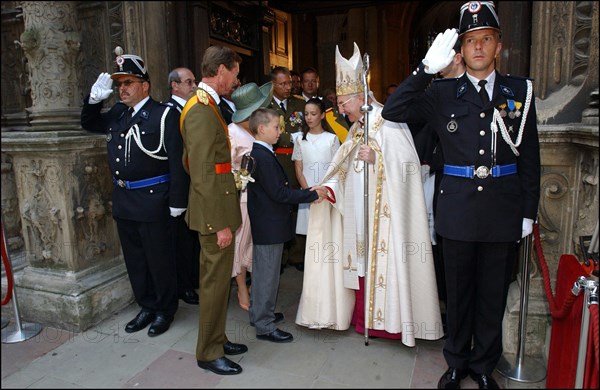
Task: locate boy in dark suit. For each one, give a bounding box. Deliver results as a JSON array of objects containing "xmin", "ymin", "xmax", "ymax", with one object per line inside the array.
[{"xmin": 247, "ymin": 108, "xmax": 327, "ymax": 343}]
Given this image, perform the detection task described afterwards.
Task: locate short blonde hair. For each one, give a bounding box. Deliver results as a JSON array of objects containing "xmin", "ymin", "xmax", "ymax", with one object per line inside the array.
[{"xmin": 249, "ymin": 107, "xmax": 278, "ymax": 135}]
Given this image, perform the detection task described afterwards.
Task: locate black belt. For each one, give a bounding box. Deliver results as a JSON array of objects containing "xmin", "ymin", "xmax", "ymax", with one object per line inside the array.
[{"xmin": 112, "ymin": 174, "xmax": 171, "ymax": 189}]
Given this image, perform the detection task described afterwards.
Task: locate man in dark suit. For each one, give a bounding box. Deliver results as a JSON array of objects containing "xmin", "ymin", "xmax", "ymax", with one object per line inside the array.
[
  {"xmin": 382, "ymin": 2, "xmax": 540, "ymax": 388},
  {"xmin": 81, "ymin": 50, "xmax": 188, "ymax": 337},
  {"xmin": 218, "ymin": 78, "xmax": 240, "ymax": 125},
  {"xmin": 180, "ymin": 46, "xmax": 246, "ymax": 376},
  {"xmin": 268, "ymin": 66, "xmax": 307, "ymax": 270},
  {"xmin": 246, "ymin": 107, "xmax": 326, "ymax": 343},
  {"xmin": 166, "ymin": 67, "xmax": 200, "ymax": 305}
]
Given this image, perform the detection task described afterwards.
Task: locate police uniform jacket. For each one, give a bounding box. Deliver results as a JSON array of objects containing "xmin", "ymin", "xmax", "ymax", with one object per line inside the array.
[
  {"xmin": 247, "ymin": 143, "xmax": 318, "ymax": 245},
  {"xmin": 81, "ymin": 96, "xmax": 189, "ymax": 222},
  {"xmin": 381, "ymin": 64, "xmax": 540, "ymax": 242},
  {"xmin": 179, "ymin": 89, "xmax": 242, "ymax": 235}
]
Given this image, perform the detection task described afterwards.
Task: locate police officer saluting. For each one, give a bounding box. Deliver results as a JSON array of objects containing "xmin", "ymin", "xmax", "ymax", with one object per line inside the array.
[
  {"xmin": 382, "ymin": 2, "xmax": 540, "ymax": 388},
  {"xmin": 81, "ymin": 48, "xmax": 188, "ymax": 337}
]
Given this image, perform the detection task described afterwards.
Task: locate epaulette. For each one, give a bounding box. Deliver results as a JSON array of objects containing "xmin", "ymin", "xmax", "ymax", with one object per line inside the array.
[
  {"xmin": 291, "ymin": 94, "xmax": 305, "ymax": 101},
  {"xmin": 505, "ymin": 74, "xmax": 534, "ymax": 82},
  {"xmin": 196, "ymin": 89, "xmax": 210, "ymax": 105}
]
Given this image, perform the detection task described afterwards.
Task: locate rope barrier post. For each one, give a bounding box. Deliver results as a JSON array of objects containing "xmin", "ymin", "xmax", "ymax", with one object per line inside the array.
[
  {"xmin": 574, "ymin": 279, "xmax": 598, "ymax": 388},
  {"xmin": 1, "ymin": 218, "xmax": 42, "ymax": 343},
  {"xmin": 496, "ymin": 233, "xmax": 547, "ymax": 382}
]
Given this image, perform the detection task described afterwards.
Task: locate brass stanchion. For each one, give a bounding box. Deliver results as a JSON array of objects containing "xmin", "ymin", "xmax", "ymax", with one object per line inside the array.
[
  {"xmin": 496, "ymin": 233, "xmax": 547, "ymax": 382},
  {"xmin": 1, "ymin": 219, "xmax": 42, "ymax": 343}
]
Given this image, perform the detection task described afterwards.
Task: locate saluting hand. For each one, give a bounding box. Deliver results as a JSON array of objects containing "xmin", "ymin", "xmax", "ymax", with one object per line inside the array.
[
  {"xmin": 423, "ymin": 28, "xmax": 458, "ymax": 75},
  {"xmin": 89, "ymin": 72, "xmax": 114, "ymax": 104}
]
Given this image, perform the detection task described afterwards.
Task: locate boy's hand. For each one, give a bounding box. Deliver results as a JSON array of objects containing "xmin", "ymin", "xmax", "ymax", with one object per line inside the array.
[{"xmin": 310, "ymin": 185, "xmax": 328, "ymax": 204}]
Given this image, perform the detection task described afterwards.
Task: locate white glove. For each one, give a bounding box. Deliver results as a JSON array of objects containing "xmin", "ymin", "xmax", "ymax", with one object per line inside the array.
[
  {"xmin": 170, "ymin": 207, "xmax": 186, "ymax": 217},
  {"xmin": 239, "ymin": 173, "xmax": 255, "ymax": 191},
  {"xmin": 423, "ymin": 28, "xmax": 458, "ymax": 74},
  {"xmin": 89, "ymin": 72, "xmax": 113, "ymax": 104},
  {"xmin": 521, "ymin": 218, "xmax": 534, "ymax": 238}
]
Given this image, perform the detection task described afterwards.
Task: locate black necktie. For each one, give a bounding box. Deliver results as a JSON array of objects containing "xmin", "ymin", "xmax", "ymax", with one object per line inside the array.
[
  {"xmin": 279, "ymin": 101, "xmax": 286, "ymax": 113},
  {"xmin": 478, "ymin": 80, "xmax": 490, "ymax": 105},
  {"xmin": 125, "ymin": 107, "xmax": 134, "ymax": 125}
]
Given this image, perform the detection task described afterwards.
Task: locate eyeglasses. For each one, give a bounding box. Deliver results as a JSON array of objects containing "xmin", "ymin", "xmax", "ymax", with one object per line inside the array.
[
  {"xmin": 176, "ymin": 79, "xmax": 196, "ymax": 86},
  {"xmin": 337, "ymin": 95, "xmax": 356, "ymax": 108},
  {"xmin": 115, "ymin": 80, "xmax": 145, "ymax": 88}
]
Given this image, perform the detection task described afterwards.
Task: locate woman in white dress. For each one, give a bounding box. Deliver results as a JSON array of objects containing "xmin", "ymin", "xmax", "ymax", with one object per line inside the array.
[
  {"xmin": 292, "ymin": 98, "xmax": 341, "ymax": 235},
  {"xmin": 229, "ymin": 81, "xmax": 273, "ymax": 311}
]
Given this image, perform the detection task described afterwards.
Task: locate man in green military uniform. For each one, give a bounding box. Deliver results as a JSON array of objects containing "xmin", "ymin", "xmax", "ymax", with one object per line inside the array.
[{"xmin": 180, "ymin": 46, "xmax": 247, "ymax": 376}]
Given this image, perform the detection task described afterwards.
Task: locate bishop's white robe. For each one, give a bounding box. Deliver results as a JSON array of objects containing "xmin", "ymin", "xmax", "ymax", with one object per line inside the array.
[{"xmin": 295, "ymin": 103, "xmax": 443, "ymax": 346}]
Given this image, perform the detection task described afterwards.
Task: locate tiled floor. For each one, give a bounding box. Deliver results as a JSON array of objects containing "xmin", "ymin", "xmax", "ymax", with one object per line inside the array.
[{"xmin": 1, "ymin": 266, "xmax": 546, "ymax": 388}]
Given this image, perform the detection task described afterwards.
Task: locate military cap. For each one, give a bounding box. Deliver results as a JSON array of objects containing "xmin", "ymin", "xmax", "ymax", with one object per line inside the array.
[{"xmin": 458, "ymin": 1, "xmax": 501, "ymax": 37}]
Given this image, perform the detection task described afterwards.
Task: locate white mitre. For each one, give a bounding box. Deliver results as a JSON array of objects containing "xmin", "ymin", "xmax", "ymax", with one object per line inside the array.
[{"xmin": 335, "ymin": 42, "xmax": 364, "ymax": 96}]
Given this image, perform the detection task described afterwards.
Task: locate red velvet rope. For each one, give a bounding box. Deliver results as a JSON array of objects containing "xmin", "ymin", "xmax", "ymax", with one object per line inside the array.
[
  {"xmin": 1, "ymin": 224, "xmax": 14, "ymax": 305},
  {"xmin": 590, "ymin": 304, "xmax": 599, "ymax": 376},
  {"xmin": 532, "ymin": 223, "xmax": 580, "ymax": 319}
]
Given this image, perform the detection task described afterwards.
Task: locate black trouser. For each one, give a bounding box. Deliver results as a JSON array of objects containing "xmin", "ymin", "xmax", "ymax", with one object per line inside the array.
[
  {"xmin": 116, "ymin": 217, "xmax": 178, "ymax": 317},
  {"xmin": 442, "ymin": 238, "xmax": 517, "ymax": 375}
]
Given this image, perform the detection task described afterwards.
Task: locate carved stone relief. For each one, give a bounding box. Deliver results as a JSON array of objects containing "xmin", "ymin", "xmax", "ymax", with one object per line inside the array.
[
  {"xmin": 73, "ymin": 158, "xmax": 113, "ymax": 268},
  {"xmin": 1, "ymin": 2, "xmax": 30, "ymax": 130},
  {"xmin": 1, "ymin": 155, "xmax": 24, "ymax": 253},
  {"xmin": 532, "ymin": 1, "xmax": 599, "ymax": 124},
  {"xmin": 19, "ymin": 159, "xmax": 65, "ymax": 266},
  {"xmin": 17, "ymin": 2, "xmax": 81, "ymax": 111}
]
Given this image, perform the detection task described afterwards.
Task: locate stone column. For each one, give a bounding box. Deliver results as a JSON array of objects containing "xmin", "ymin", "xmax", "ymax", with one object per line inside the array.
[
  {"xmin": 16, "ymin": 1, "xmax": 82, "ymax": 131},
  {"xmin": 1, "ymin": 1, "xmax": 134, "ymax": 332}
]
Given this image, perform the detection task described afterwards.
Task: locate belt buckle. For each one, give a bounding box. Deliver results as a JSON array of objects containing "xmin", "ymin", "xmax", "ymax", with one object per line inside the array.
[
  {"xmin": 474, "ymin": 166, "xmax": 490, "ymax": 179},
  {"xmin": 117, "ymin": 179, "xmax": 126, "ymax": 188}
]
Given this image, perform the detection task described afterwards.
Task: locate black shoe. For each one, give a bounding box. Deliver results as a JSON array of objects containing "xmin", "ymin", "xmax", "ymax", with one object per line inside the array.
[
  {"xmin": 256, "ymin": 328, "xmax": 293, "ymax": 343},
  {"xmin": 223, "ymin": 341, "xmax": 248, "ymax": 355},
  {"xmin": 197, "ymin": 357, "xmax": 242, "ymax": 375},
  {"xmin": 437, "ymin": 367, "xmax": 467, "ymax": 389},
  {"xmin": 469, "ymin": 372, "xmax": 499, "ymax": 389},
  {"xmin": 179, "ymin": 290, "xmax": 199, "ymax": 305},
  {"xmin": 250, "ymin": 312, "xmax": 283, "ymax": 327},
  {"xmin": 147, "ymin": 314, "xmax": 173, "ymax": 337},
  {"xmin": 125, "ymin": 310, "xmax": 155, "ymax": 333},
  {"xmin": 294, "ymin": 263, "xmax": 304, "ymax": 271}
]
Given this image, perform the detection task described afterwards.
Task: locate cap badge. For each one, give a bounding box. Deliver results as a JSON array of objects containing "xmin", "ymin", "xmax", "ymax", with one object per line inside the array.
[{"xmin": 468, "ymin": 2, "xmax": 482, "ymax": 13}]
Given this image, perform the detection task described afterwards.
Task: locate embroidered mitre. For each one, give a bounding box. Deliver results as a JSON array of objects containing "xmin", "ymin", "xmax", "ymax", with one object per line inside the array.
[{"xmin": 335, "ymin": 42, "xmax": 364, "ymax": 96}]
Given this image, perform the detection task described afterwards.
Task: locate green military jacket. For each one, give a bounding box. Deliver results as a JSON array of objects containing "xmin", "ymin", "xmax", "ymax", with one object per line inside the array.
[{"xmin": 180, "ymin": 89, "xmax": 242, "ymax": 235}]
